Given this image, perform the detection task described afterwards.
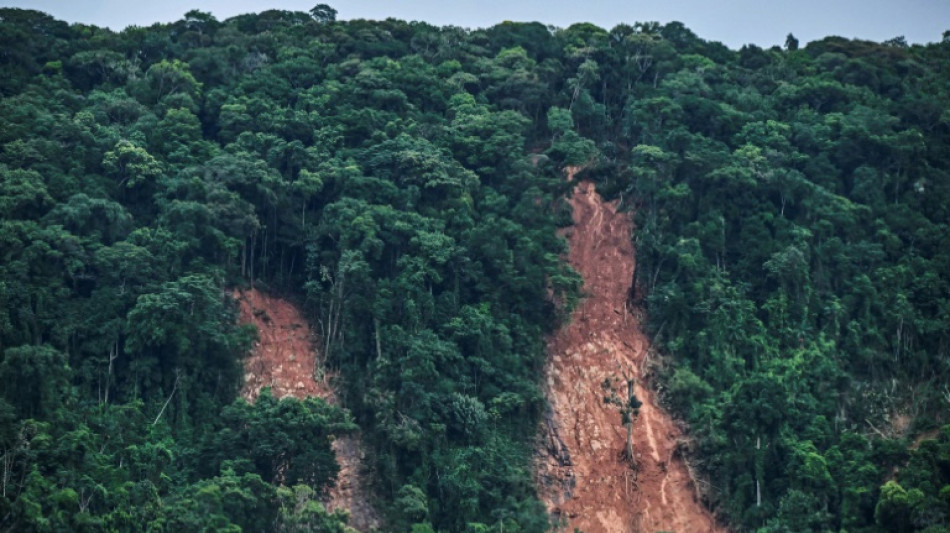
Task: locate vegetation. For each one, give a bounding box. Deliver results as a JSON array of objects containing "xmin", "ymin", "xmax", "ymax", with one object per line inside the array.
[
  {"xmin": 611, "ymin": 29, "xmax": 950, "ymax": 533},
  {"xmin": 1, "ymin": 5, "xmax": 948, "ymax": 532}
]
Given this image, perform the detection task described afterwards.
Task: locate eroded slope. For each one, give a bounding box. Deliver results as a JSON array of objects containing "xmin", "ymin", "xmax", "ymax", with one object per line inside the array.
[
  {"xmin": 536, "ymin": 179, "xmax": 724, "ymax": 533},
  {"xmin": 235, "ymin": 288, "xmax": 380, "ymax": 532}
]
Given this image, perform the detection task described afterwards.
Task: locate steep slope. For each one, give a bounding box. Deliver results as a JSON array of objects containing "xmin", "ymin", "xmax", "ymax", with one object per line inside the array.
[
  {"xmin": 235, "ymin": 289, "xmax": 380, "ymax": 531},
  {"xmin": 536, "ymin": 177, "xmax": 724, "ymax": 533}
]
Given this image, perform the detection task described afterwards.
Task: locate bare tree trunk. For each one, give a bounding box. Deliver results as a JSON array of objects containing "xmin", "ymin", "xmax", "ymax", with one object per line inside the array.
[
  {"xmin": 261, "ymin": 224, "xmax": 268, "ymax": 281},
  {"xmin": 756, "ymin": 436, "xmax": 762, "ymax": 507},
  {"xmin": 2, "ymin": 449, "xmax": 9, "ymax": 498},
  {"xmin": 895, "ymin": 317, "xmax": 904, "ymax": 362},
  {"xmin": 249, "ymin": 232, "xmax": 256, "ymax": 286},
  {"xmin": 153, "ymin": 369, "xmax": 181, "ymax": 426},
  {"xmin": 104, "ymin": 339, "xmax": 118, "ymax": 405},
  {"xmin": 322, "ymin": 261, "xmax": 346, "ymax": 362},
  {"xmin": 375, "ymin": 317, "xmax": 383, "ymax": 361}
]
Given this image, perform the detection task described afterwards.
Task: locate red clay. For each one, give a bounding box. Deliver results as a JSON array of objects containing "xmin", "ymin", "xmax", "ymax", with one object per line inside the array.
[
  {"xmin": 536, "ymin": 174, "xmax": 725, "ymax": 533},
  {"xmin": 235, "ymin": 288, "xmax": 333, "ymax": 402},
  {"xmin": 235, "ymin": 288, "xmax": 380, "ymax": 531}
]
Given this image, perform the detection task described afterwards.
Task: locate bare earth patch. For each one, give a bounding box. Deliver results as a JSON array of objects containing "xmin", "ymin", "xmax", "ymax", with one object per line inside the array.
[
  {"xmin": 535, "ymin": 175, "xmax": 725, "ymax": 533},
  {"xmin": 235, "ymin": 288, "xmax": 380, "ymax": 532}
]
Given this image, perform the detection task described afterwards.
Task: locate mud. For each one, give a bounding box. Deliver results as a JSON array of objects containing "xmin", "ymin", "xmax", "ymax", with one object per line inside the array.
[
  {"xmin": 235, "ymin": 288, "xmax": 380, "ymax": 532},
  {"xmin": 536, "ymin": 176, "xmax": 724, "ymax": 533}
]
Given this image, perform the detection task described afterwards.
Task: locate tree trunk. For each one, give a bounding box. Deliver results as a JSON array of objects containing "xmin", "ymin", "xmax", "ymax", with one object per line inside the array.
[
  {"xmin": 375, "ymin": 317, "xmax": 383, "ymax": 361},
  {"xmin": 152, "ymin": 369, "xmax": 181, "ymax": 426},
  {"xmin": 755, "ymin": 436, "xmax": 762, "ymax": 507},
  {"xmin": 104, "ymin": 339, "xmax": 118, "ymax": 405}
]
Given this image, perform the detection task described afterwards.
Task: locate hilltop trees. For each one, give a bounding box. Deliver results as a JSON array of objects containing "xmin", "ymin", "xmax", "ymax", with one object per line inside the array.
[
  {"xmin": 619, "ymin": 29, "xmax": 950, "ymax": 532},
  {"xmin": 0, "ymin": 6, "xmax": 579, "ymax": 531},
  {"xmin": 1, "ymin": 5, "xmax": 949, "ymax": 531}
]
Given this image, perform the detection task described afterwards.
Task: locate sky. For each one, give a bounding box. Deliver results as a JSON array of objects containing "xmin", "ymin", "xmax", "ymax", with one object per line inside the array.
[{"xmin": 3, "ymin": 0, "xmax": 948, "ymax": 50}]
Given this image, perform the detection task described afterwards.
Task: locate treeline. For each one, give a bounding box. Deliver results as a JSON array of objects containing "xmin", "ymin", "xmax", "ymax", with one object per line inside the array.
[
  {"xmin": 606, "ymin": 26, "xmax": 950, "ymax": 533},
  {"xmin": 1, "ymin": 5, "xmax": 949, "ymax": 532},
  {"xmin": 0, "ymin": 6, "xmax": 579, "ymax": 532}
]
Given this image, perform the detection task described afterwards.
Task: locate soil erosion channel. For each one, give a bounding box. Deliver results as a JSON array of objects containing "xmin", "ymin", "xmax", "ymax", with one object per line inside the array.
[
  {"xmin": 235, "ymin": 288, "xmax": 379, "ymax": 531},
  {"xmin": 536, "ymin": 176, "xmax": 723, "ymax": 533}
]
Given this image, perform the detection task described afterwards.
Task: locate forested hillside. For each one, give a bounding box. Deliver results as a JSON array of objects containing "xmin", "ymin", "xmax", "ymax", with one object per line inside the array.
[{"xmin": 1, "ymin": 5, "xmax": 949, "ymax": 532}]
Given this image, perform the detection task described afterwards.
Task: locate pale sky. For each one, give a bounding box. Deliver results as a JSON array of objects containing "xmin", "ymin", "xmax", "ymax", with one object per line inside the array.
[{"xmin": 3, "ymin": 0, "xmax": 948, "ymax": 50}]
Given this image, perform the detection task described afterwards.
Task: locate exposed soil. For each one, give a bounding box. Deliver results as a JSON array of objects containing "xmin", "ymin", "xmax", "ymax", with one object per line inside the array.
[
  {"xmin": 236, "ymin": 288, "xmax": 333, "ymax": 402},
  {"xmin": 235, "ymin": 288, "xmax": 381, "ymax": 532},
  {"xmin": 911, "ymin": 428, "xmax": 941, "ymax": 450},
  {"xmin": 535, "ymin": 175, "xmax": 725, "ymax": 533}
]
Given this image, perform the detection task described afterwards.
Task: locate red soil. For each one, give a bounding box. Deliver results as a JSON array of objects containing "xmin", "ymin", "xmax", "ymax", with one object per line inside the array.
[
  {"xmin": 234, "ymin": 288, "xmax": 380, "ymax": 531},
  {"xmin": 536, "ymin": 176, "xmax": 725, "ymax": 533},
  {"xmin": 236, "ymin": 288, "xmax": 333, "ymax": 402}
]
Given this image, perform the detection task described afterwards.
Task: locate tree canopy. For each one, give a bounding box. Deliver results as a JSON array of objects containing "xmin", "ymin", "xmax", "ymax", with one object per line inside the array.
[{"xmin": 1, "ymin": 5, "xmax": 949, "ymax": 532}]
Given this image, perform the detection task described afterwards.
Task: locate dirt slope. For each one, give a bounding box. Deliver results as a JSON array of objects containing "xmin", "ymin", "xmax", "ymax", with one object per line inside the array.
[
  {"xmin": 536, "ymin": 177, "xmax": 724, "ymax": 533},
  {"xmin": 235, "ymin": 288, "xmax": 380, "ymax": 531}
]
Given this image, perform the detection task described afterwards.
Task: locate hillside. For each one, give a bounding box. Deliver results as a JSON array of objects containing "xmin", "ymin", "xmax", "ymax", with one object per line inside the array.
[
  {"xmin": 235, "ymin": 288, "xmax": 379, "ymax": 530},
  {"xmin": 1, "ymin": 6, "xmax": 950, "ymax": 532},
  {"xmin": 536, "ymin": 171, "xmax": 723, "ymax": 532}
]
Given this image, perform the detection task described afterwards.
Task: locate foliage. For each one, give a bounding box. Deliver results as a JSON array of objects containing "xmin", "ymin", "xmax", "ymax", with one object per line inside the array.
[
  {"xmin": 616, "ymin": 27, "xmax": 950, "ymax": 532},
  {"xmin": 1, "ymin": 4, "xmax": 948, "ymax": 531}
]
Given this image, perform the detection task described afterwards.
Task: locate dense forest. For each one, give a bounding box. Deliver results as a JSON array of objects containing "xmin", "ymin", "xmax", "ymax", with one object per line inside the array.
[{"xmin": 0, "ymin": 5, "xmax": 948, "ymax": 532}]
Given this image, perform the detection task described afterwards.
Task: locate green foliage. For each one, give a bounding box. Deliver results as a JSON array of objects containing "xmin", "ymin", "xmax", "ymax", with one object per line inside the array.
[
  {"xmin": 277, "ymin": 484, "xmax": 354, "ymax": 532},
  {"xmin": 202, "ymin": 389, "xmax": 356, "ymax": 488},
  {"xmin": 309, "ymin": 4, "xmax": 338, "ymax": 24},
  {"xmin": 0, "ymin": 345, "xmax": 68, "ymax": 419},
  {"xmin": 620, "ymin": 24, "xmax": 950, "ymax": 532},
  {"xmin": 1, "ymin": 5, "xmax": 948, "ymax": 532}
]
